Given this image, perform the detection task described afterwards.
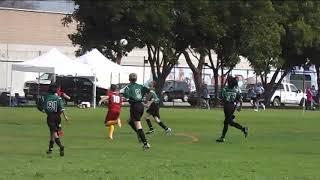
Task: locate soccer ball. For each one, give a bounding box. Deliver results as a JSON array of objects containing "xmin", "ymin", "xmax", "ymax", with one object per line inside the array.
[{"xmin": 120, "ymin": 39, "xmax": 128, "ymax": 46}]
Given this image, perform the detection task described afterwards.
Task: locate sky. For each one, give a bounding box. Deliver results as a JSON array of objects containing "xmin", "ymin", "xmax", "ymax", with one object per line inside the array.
[
  {"xmin": 37, "ymin": 0, "xmax": 75, "ymax": 13},
  {"xmin": 0, "ymin": 0, "xmax": 75, "ymax": 13}
]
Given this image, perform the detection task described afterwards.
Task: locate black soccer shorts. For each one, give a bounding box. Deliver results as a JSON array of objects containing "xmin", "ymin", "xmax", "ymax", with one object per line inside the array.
[
  {"xmin": 146, "ymin": 102, "xmax": 160, "ymax": 118},
  {"xmin": 47, "ymin": 113, "xmax": 62, "ymax": 133},
  {"xmin": 130, "ymin": 102, "xmax": 144, "ymax": 121}
]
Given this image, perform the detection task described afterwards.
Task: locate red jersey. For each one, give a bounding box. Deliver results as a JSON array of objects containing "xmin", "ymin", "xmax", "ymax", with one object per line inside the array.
[{"xmin": 107, "ymin": 91, "xmax": 122, "ymax": 112}]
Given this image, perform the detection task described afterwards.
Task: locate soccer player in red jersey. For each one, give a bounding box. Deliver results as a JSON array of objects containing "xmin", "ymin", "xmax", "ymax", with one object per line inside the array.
[{"xmin": 99, "ymin": 84, "xmax": 122, "ymax": 140}]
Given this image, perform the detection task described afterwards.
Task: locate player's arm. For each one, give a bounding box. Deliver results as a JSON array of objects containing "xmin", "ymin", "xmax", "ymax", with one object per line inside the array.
[
  {"xmin": 98, "ymin": 95, "xmax": 109, "ymax": 106},
  {"xmin": 58, "ymin": 97, "xmax": 68, "ymax": 122},
  {"xmin": 62, "ymin": 93, "xmax": 71, "ymax": 100},
  {"xmin": 236, "ymin": 90, "xmax": 243, "ymax": 112}
]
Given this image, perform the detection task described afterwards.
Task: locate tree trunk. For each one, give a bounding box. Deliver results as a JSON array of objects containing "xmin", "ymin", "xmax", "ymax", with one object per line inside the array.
[
  {"xmin": 316, "ymin": 64, "xmax": 320, "ymax": 104},
  {"xmin": 116, "ymin": 53, "xmax": 122, "ymax": 64},
  {"xmin": 213, "ymin": 68, "xmax": 219, "ymax": 106},
  {"xmin": 183, "ymin": 50, "xmax": 204, "ymax": 106},
  {"xmin": 264, "ymin": 68, "xmax": 289, "ymax": 106}
]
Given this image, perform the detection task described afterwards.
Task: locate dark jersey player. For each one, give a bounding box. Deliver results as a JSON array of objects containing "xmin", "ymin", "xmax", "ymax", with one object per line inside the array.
[
  {"xmin": 123, "ymin": 73, "xmax": 151, "ymax": 150},
  {"xmin": 144, "ymin": 81, "xmax": 172, "ymax": 135},
  {"xmin": 38, "ymin": 84, "xmax": 68, "ymax": 156},
  {"xmin": 99, "ymin": 84, "xmax": 122, "ymax": 140},
  {"xmin": 216, "ymin": 76, "xmax": 248, "ymax": 143}
]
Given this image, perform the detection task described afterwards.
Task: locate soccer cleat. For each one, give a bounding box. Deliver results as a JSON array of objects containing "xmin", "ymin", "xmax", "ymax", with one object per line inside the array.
[
  {"xmin": 244, "ymin": 127, "xmax": 249, "ymax": 138},
  {"xmin": 142, "ymin": 143, "xmax": 151, "ymax": 151},
  {"xmin": 165, "ymin": 128, "xmax": 172, "ymax": 135},
  {"xmin": 59, "ymin": 146, "xmax": 64, "ymax": 157},
  {"xmin": 46, "ymin": 149, "xmax": 52, "ymax": 154},
  {"xmin": 254, "ymin": 109, "xmax": 258, "ymax": 112},
  {"xmin": 216, "ymin": 137, "xmax": 225, "ymax": 143},
  {"xmin": 146, "ymin": 129, "xmax": 155, "ymax": 134}
]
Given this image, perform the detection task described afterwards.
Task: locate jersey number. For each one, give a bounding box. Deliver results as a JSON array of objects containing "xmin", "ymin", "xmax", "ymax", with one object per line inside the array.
[
  {"xmin": 112, "ymin": 95, "xmax": 121, "ymax": 103},
  {"xmin": 47, "ymin": 101, "xmax": 57, "ymax": 112}
]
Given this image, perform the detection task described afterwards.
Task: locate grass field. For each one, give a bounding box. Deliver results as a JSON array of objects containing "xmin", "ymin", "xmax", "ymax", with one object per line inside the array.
[{"xmin": 0, "ymin": 107, "xmax": 320, "ymax": 180}]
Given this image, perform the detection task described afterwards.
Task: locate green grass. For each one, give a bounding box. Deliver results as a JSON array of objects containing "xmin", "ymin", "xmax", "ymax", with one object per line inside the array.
[{"xmin": 0, "ymin": 107, "xmax": 320, "ymax": 180}]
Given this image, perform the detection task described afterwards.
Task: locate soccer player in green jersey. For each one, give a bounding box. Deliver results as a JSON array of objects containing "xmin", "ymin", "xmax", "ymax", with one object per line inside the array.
[
  {"xmin": 38, "ymin": 84, "xmax": 68, "ymax": 156},
  {"xmin": 144, "ymin": 81, "xmax": 172, "ymax": 134},
  {"xmin": 216, "ymin": 76, "xmax": 248, "ymax": 143},
  {"xmin": 123, "ymin": 73, "xmax": 151, "ymax": 150}
]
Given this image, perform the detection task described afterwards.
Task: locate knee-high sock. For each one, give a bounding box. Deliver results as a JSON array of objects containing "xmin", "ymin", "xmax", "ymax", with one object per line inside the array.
[
  {"xmin": 155, "ymin": 117, "xmax": 168, "ymax": 130},
  {"xmin": 48, "ymin": 140, "xmax": 54, "ymax": 151},
  {"xmin": 157, "ymin": 121, "xmax": 168, "ymax": 130},
  {"xmin": 54, "ymin": 138, "xmax": 63, "ymax": 148},
  {"xmin": 145, "ymin": 118, "xmax": 154, "ymax": 130},
  {"xmin": 221, "ymin": 123, "xmax": 229, "ymax": 138},
  {"xmin": 128, "ymin": 120, "xmax": 137, "ymax": 133},
  {"xmin": 108, "ymin": 125, "xmax": 115, "ymax": 139},
  {"xmin": 229, "ymin": 121, "xmax": 244, "ymax": 131},
  {"xmin": 137, "ymin": 129, "xmax": 148, "ymax": 145}
]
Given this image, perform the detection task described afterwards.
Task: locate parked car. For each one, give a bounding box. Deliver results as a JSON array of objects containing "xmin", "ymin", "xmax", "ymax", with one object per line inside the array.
[
  {"xmin": 24, "ymin": 75, "xmax": 107, "ymax": 104},
  {"xmin": 270, "ymin": 82, "xmax": 306, "ymax": 107},
  {"xmin": 162, "ymin": 80, "xmax": 190, "ymax": 102}
]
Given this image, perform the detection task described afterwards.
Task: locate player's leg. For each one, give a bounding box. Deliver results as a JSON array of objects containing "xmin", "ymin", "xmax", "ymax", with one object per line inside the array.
[
  {"xmin": 133, "ymin": 103, "xmax": 150, "ymax": 150},
  {"xmin": 46, "ymin": 116, "xmax": 55, "ymax": 154},
  {"xmin": 52, "ymin": 115, "xmax": 64, "ymax": 156},
  {"xmin": 217, "ymin": 103, "xmax": 232, "ymax": 142},
  {"xmin": 228, "ymin": 109, "xmax": 248, "ymax": 138},
  {"xmin": 108, "ymin": 125, "xmax": 115, "ymax": 140},
  {"xmin": 145, "ymin": 113, "xmax": 155, "ymax": 134},
  {"xmin": 153, "ymin": 105, "xmax": 171, "ymax": 134},
  {"xmin": 128, "ymin": 106, "xmax": 138, "ymax": 133},
  {"xmin": 47, "ymin": 131, "xmax": 55, "ymax": 154},
  {"xmin": 254, "ymin": 97, "xmax": 259, "ymax": 111}
]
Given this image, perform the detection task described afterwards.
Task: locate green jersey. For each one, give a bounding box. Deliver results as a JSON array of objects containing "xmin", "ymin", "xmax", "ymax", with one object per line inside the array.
[
  {"xmin": 221, "ymin": 86, "xmax": 242, "ymax": 103},
  {"xmin": 41, "ymin": 94, "xmax": 65, "ymax": 114},
  {"xmin": 123, "ymin": 83, "xmax": 150, "ymax": 103},
  {"xmin": 148, "ymin": 90, "xmax": 160, "ymax": 104}
]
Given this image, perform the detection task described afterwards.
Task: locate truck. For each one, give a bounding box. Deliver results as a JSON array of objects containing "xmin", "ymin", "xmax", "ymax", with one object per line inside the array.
[{"xmin": 270, "ymin": 82, "xmax": 306, "ymax": 107}]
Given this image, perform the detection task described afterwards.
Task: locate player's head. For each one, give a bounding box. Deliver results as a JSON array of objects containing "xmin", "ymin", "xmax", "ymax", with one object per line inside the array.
[
  {"xmin": 129, "ymin": 73, "xmax": 137, "ymax": 83},
  {"xmin": 48, "ymin": 83, "xmax": 58, "ymax": 94},
  {"xmin": 227, "ymin": 76, "xmax": 237, "ymax": 89},
  {"xmin": 110, "ymin": 84, "xmax": 117, "ymax": 92}
]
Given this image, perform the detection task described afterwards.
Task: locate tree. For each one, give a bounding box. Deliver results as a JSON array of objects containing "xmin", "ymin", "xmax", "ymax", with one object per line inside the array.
[
  {"xmin": 239, "ymin": 0, "xmax": 283, "ymax": 106},
  {"xmin": 140, "ymin": 1, "xmax": 181, "ymax": 98},
  {"xmin": 173, "ymin": 0, "xmax": 222, "ymax": 105},
  {"xmin": 62, "ymin": 0, "xmax": 143, "ymax": 64}
]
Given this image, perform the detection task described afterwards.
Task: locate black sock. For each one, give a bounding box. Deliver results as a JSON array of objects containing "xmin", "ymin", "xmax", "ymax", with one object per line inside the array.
[
  {"xmin": 157, "ymin": 121, "xmax": 168, "ymax": 130},
  {"xmin": 128, "ymin": 120, "xmax": 137, "ymax": 132},
  {"xmin": 48, "ymin": 140, "xmax": 54, "ymax": 150},
  {"xmin": 230, "ymin": 122, "xmax": 244, "ymax": 131},
  {"xmin": 221, "ymin": 124, "xmax": 228, "ymax": 138},
  {"xmin": 137, "ymin": 129, "xmax": 148, "ymax": 145},
  {"xmin": 54, "ymin": 138, "xmax": 63, "ymax": 148},
  {"xmin": 145, "ymin": 119, "xmax": 154, "ymax": 130}
]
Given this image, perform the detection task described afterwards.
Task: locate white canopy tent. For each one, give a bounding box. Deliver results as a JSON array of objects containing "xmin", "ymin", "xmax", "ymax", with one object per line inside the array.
[
  {"xmin": 11, "ymin": 48, "xmax": 97, "ymax": 108},
  {"xmin": 78, "ymin": 49, "xmax": 152, "ymax": 87},
  {"xmin": 77, "ymin": 49, "xmax": 123, "ymax": 89}
]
